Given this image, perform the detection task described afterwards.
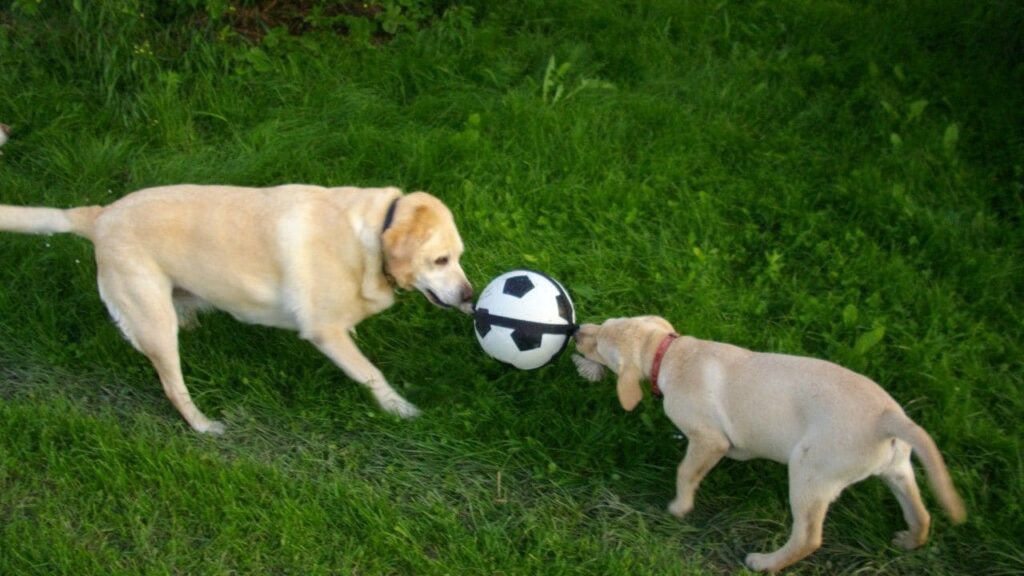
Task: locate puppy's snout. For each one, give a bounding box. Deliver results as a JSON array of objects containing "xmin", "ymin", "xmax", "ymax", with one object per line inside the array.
[{"xmin": 574, "ymin": 323, "xmax": 598, "ymax": 353}]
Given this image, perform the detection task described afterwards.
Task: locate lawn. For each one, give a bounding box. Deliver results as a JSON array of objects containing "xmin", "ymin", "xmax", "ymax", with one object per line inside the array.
[{"xmin": 0, "ymin": 0, "xmax": 1021, "ymax": 574}]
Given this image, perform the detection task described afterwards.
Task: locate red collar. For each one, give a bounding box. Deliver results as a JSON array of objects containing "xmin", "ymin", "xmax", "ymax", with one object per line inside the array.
[{"xmin": 649, "ymin": 333, "xmax": 678, "ymax": 398}]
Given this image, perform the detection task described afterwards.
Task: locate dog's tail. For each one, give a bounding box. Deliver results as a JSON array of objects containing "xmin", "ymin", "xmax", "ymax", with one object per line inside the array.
[
  {"xmin": 879, "ymin": 409, "xmax": 967, "ymax": 524},
  {"xmin": 0, "ymin": 204, "xmax": 103, "ymax": 240}
]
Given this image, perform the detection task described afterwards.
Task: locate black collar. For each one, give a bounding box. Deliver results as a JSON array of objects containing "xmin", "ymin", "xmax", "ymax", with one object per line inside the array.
[
  {"xmin": 381, "ymin": 197, "xmax": 400, "ymax": 287},
  {"xmin": 382, "ymin": 197, "xmax": 399, "ymax": 234}
]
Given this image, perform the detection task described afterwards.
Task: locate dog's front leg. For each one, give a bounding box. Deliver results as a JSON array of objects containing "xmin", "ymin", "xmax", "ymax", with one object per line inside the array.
[
  {"xmin": 308, "ymin": 326, "xmax": 420, "ymax": 418},
  {"xmin": 667, "ymin": 433, "xmax": 730, "ymax": 518}
]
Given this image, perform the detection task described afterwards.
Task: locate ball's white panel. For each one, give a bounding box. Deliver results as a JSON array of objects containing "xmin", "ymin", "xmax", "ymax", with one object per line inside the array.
[{"xmin": 473, "ymin": 269, "xmax": 575, "ymax": 370}]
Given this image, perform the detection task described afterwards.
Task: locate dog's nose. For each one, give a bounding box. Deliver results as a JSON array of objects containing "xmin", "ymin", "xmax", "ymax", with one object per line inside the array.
[{"xmin": 460, "ymin": 283, "xmax": 474, "ymax": 302}]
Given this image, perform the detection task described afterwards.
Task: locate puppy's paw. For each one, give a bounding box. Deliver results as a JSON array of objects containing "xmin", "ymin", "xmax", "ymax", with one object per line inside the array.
[
  {"xmin": 572, "ymin": 354, "xmax": 606, "ymax": 382},
  {"xmin": 744, "ymin": 552, "xmax": 779, "ymax": 573},
  {"xmin": 891, "ymin": 530, "xmax": 925, "ymax": 550},
  {"xmin": 382, "ymin": 396, "xmax": 422, "ymax": 419},
  {"xmin": 667, "ymin": 497, "xmax": 692, "ymax": 519}
]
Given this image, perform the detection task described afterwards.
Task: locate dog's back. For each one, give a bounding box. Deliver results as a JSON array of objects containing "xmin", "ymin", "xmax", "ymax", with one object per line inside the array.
[{"xmin": 673, "ymin": 341, "xmax": 904, "ymax": 463}]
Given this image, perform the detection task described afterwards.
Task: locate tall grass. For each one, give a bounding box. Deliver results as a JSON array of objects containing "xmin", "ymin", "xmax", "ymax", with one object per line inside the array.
[{"xmin": 1, "ymin": 0, "xmax": 1021, "ymax": 573}]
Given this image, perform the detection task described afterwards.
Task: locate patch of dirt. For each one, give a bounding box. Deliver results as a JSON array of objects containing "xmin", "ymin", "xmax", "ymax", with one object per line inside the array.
[{"xmin": 201, "ymin": 1, "xmax": 384, "ymax": 43}]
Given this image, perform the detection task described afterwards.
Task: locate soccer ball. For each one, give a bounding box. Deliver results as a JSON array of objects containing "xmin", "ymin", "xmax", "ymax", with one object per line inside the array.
[{"xmin": 473, "ymin": 269, "xmax": 577, "ymax": 370}]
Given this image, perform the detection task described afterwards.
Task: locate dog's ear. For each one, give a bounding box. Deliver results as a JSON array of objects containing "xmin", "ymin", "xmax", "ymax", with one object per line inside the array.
[
  {"xmin": 381, "ymin": 205, "xmax": 430, "ymax": 288},
  {"xmin": 616, "ymin": 364, "xmax": 643, "ymax": 411},
  {"xmin": 648, "ymin": 316, "xmax": 676, "ymax": 334}
]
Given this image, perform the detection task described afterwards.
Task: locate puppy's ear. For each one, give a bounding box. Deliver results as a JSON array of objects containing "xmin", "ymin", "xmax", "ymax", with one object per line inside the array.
[
  {"xmin": 650, "ymin": 316, "xmax": 676, "ymax": 334},
  {"xmin": 616, "ymin": 364, "xmax": 643, "ymax": 411}
]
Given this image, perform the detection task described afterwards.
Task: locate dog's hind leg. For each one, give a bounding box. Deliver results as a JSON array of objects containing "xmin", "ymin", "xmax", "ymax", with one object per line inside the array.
[
  {"xmin": 172, "ymin": 287, "xmax": 210, "ymax": 329},
  {"xmin": 745, "ymin": 453, "xmax": 842, "ymax": 572},
  {"xmin": 880, "ymin": 446, "xmax": 931, "ymax": 549},
  {"xmin": 98, "ymin": 269, "xmax": 225, "ymax": 434}
]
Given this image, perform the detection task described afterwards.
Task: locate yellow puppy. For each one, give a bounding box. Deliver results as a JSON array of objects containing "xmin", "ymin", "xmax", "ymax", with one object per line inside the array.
[{"xmin": 574, "ymin": 316, "xmax": 965, "ymax": 573}]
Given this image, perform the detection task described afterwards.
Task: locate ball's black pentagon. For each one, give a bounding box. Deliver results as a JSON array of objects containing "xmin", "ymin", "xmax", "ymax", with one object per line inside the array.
[
  {"xmin": 511, "ymin": 328, "xmax": 543, "ymax": 351},
  {"xmin": 556, "ymin": 293, "xmax": 573, "ymax": 322},
  {"xmin": 503, "ymin": 274, "xmax": 535, "ymax": 298},
  {"xmin": 473, "ymin": 307, "xmax": 492, "ymax": 337}
]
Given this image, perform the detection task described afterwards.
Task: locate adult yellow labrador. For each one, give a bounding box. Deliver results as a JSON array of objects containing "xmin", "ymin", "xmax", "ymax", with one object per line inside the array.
[
  {"xmin": 0, "ymin": 184, "xmax": 473, "ymax": 433},
  {"xmin": 573, "ymin": 316, "xmax": 966, "ymax": 573}
]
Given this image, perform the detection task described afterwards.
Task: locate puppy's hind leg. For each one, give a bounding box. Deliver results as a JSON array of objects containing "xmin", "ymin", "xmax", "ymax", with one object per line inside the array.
[
  {"xmin": 667, "ymin": 432, "xmax": 730, "ymax": 518},
  {"xmin": 99, "ymin": 271, "xmax": 225, "ymax": 434},
  {"xmin": 745, "ymin": 455, "xmax": 841, "ymax": 573},
  {"xmin": 881, "ymin": 447, "xmax": 931, "ymax": 550}
]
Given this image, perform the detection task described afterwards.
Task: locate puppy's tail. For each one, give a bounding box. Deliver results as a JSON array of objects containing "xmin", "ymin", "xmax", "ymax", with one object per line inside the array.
[
  {"xmin": 0, "ymin": 204, "xmax": 103, "ymax": 240},
  {"xmin": 879, "ymin": 410, "xmax": 967, "ymax": 524}
]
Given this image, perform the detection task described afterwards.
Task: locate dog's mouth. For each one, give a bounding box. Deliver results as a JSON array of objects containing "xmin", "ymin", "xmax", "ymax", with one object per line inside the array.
[
  {"xmin": 423, "ymin": 289, "xmax": 451, "ymax": 309},
  {"xmin": 419, "ymin": 284, "xmax": 473, "ymax": 313}
]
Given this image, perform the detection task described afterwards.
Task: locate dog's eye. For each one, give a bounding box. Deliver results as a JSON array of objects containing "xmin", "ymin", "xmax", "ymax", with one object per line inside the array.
[{"xmin": 434, "ymin": 256, "xmax": 450, "ymax": 266}]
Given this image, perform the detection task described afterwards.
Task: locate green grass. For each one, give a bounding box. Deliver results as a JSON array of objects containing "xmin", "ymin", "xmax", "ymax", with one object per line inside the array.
[{"xmin": 1, "ymin": 0, "xmax": 1022, "ymax": 573}]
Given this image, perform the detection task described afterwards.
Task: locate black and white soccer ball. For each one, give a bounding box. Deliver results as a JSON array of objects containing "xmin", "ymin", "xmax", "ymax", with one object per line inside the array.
[{"xmin": 473, "ymin": 269, "xmax": 576, "ymax": 370}]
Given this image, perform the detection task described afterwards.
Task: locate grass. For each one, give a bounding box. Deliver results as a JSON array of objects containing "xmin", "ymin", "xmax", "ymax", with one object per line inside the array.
[{"xmin": 1, "ymin": 0, "xmax": 1022, "ymax": 573}]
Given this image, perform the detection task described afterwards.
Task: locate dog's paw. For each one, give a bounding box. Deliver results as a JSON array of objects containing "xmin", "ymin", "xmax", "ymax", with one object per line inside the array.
[
  {"xmin": 195, "ymin": 419, "xmax": 226, "ymax": 435},
  {"xmin": 572, "ymin": 354, "xmax": 606, "ymax": 382},
  {"xmin": 891, "ymin": 530, "xmax": 925, "ymax": 550},
  {"xmin": 382, "ymin": 396, "xmax": 422, "ymax": 419},
  {"xmin": 744, "ymin": 552, "xmax": 779, "ymax": 573},
  {"xmin": 667, "ymin": 498, "xmax": 692, "ymax": 519}
]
